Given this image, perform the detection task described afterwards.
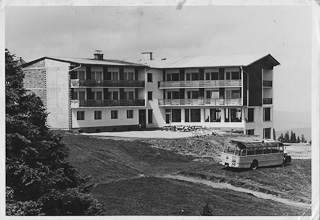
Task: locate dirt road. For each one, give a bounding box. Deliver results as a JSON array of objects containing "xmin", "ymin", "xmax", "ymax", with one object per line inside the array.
[{"xmin": 163, "ymin": 174, "xmax": 310, "ymax": 209}]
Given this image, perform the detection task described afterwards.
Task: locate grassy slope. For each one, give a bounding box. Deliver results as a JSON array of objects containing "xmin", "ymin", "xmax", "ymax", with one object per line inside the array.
[
  {"xmin": 93, "ymin": 177, "xmax": 305, "ymax": 216},
  {"xmin": 57, "ymin": 131, "xmax": 311, "ymax": 216}
]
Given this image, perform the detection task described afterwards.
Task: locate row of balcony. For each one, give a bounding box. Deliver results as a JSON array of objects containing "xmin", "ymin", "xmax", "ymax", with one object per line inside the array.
[
  {"xmin": 70, "ymin": 98, "xmax": 272, "ymax": 108},
  {"xmin": 159, "ymin": 80, "xmax": 241, "ymax": 89},
  {"xmin": 71, "ymin": 99, "xmax": 145, "ymax": 108},
  {"xmin": 70, "ymin": 79, "xmax": 273, "ymax": 90},
  {"xmin": 158, "ymin": 98, "xmax": 242, "ymax": 106},
  {"xmin": 71, "ymin": 79, "xmax": 145, "ymax": 88}
]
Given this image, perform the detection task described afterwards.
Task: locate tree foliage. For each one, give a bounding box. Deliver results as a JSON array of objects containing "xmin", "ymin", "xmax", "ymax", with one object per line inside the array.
[
  {"xmin": 5, "ymin": 49, "xmax": 104, "ymax": 215},
  {"xmin": 277, "ymin": 129, "xmax": 307, "ymax": 143}
]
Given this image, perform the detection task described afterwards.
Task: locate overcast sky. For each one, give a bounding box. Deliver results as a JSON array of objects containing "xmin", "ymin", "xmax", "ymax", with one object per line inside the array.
[{"xmin": 5, "ymin": 4, "xmax": 313, "ymax": 119}]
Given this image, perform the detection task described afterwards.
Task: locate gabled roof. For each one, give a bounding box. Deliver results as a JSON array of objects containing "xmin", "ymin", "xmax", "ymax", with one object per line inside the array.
[
  {"xmin": 22, "ymin": 56, "xmax": 148, "ymax": 68},
  {"xmin": 125, "ymin": 54, "xmax": 280, "ymax": 69}
]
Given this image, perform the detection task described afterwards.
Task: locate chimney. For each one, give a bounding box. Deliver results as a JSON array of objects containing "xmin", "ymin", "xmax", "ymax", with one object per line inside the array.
[
  {"xmin": 94, "ymin": 50, "xmax": 104, "ymax": 60},
  {"xmin": 141, "ymin": 52, "xmax": 153, "ymax": 60}
]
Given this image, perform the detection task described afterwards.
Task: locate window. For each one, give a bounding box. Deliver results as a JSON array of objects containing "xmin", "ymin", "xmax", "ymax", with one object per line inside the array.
[
  {"xmin": 91, "ymin": 71, "xmax": 102, "ymax": 81},
  {"xmin": 77, "ymin": 111, "xmax": 85, "ymax": 120},
  {"xmin": 127, "ymin": 110, "xmax": 133, "ymax": 119},
  {"xmin": 186, "ymin": 73, "xmax": 191, "ymax": 81},
  {"xmin": 112, "ymin": 91, "xmax": 119, "ymax": 100},
  {"xmin": 191, "ymin": 109, "xmax": 201, "ymax": 122},
  {"xmin": 79, "ymin": 91, "xmax": 85, "ymax": 100},
  {"xmin": 172, "ymin": 109, "xmax": 181, "ymax": 122},
  {"xmin": 95, "ymin": 91, "xmax": 102, "ymax": 100},
  {"xmin": 225, "ymin": 108, "xmax": 242, "ymax": 122},
  {"xmin": 264, "ymin": 108, "xmax": 271, "ymax": 121},
  {"xmin": 205, "ymin": 72, "xmax": 218, "ymax": 80},
  {"xmin": 147, "ymin": 73, "xmax": 153, "ymax": 82},
  {"xmin": 94, "ymin": 111, "xmax": 102, "ymax": 120},
  {"xmin": 78, "ymin": 71, "xmax": 85, "ymax": 80},
  {"xmin": 232, "ymin": 90, "xmax": 241, "ymax": 98},
  {"xmin": 210, "ymin": 109, "xmax": 221, "ymax": 122},
  {"xmin": 71, "ymin": 71, "xmax": 77, "ymax": 79},
  {"xmin": 73, "ymin": 91, "xmax": 78, "ymax": 99},
  {"xmin": 148, "ymin": 91, "xmax": 153, "ymax": 100},
  {"xmin": 112, "ymin": 72, "xmax": 118, "ymax": 80},
  {"xmin": 232, "ymin": 72, "xmax": 240, "ymax": 79},
  {"xmin": 187, "ymin": 91, "xmax": 199, "ymax": 99},
  {"xmin": 191, "ymin": 72, "xmax": 199, "ymax": 80},
  {"xmin": 148, "ymin": 109, "xmax": 153, "ymax": 123},
  {"xmin": 111, "ymin": 110, "xmax": 118, "ymax": 119},
  {"xmin": 248, "ymin": 108, "xmax": 254, "ymax": 122},
  {"xmin": 246, "ymin": 129, "xmax": 254, "ymax": 135},
  {"xmin": 124, "ymin": 72, "xmax": 134, "ymax": 81},
  {"xmin": 264, "ymin": 128, "xmax": 271, "ymax": 139},
  {"xmin": 128, "ymin": 91, "xmax": 134, "ymax": 100}
]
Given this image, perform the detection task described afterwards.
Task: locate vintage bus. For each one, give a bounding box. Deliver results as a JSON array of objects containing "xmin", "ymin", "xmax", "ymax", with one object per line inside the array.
[{"xmin": 220, "ymin": 140, "xmax": 291, "ymax": 170}]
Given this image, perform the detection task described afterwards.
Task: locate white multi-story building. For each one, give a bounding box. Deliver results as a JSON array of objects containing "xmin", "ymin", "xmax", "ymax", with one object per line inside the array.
[{"xmin": 22, "ymin": 51, "xmax": 279, "ymax": 139}]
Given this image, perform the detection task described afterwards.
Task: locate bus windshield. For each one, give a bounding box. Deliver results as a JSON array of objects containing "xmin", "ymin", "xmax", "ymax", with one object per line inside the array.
[{"xmin": 224, "ymin": 142, "xmax": 237, "ymax": 154}]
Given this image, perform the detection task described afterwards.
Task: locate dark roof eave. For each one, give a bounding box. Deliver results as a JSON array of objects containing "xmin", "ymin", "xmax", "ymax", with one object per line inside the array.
[{"xmin": 246, "ymin": 54, "xmax": 280, "ymax": 67}]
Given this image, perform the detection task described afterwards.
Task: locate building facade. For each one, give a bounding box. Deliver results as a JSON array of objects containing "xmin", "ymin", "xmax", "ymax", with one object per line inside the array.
[{"xmin": 22, "ymin": 51, "xmax": 279, "ymax": 139}]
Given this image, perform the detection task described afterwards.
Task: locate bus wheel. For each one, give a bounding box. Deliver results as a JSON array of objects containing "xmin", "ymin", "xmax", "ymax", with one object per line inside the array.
[{"xmin": 250, "ymin": 160, "xmax": 258, "ymax": 170}]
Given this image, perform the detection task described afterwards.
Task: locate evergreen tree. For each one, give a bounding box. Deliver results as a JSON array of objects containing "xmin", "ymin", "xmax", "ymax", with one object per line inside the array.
[
  {"xmin": 277, "ymin": 133, "xmax": 284, "ymax": 142},
  {"xmin": 273, "ymin": 129, "xmax": 276, "ymax": 140},
  {"xmin": 5, "ymin": 49, "xmax": 103, "ymax": 215},
  {"xmin": 297, "ymin": 136, "xmax": 300, "ymax": 143},
  {"xmin": 284, "ymin": 131, "xmax": 290, "ymax": 143},
  {"xmin": 301, "ymin": 134, "xmax": 306, "ymax": 143}
]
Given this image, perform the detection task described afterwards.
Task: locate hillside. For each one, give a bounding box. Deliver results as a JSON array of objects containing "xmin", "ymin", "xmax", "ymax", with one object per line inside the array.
[{"xmin": 54, "ymin": 130, "xmax": 311, "ymax": 216}]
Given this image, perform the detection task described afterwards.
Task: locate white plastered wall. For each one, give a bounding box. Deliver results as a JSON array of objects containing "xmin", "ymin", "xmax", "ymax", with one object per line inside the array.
[
  {"xmin": 71, "ymin": 107, "xmax": 139, "ymax": 128},
  {"xmin": 45, "ymin": 59, "xmax": 70, "ymax": 129},
  {"xmin": 146, "ymin": 69, "xmax": 166, "ymax": 128}
]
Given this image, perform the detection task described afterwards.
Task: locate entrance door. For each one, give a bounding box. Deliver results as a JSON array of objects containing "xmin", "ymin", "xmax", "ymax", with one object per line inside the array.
[{"xmin": 139, "ymin": 109, "xmax": 146, "ymax": 129}]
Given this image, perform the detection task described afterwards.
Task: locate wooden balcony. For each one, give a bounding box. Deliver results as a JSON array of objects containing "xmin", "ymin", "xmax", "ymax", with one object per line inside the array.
[
  {"xmin": 158, "ymin": 98, "xmax": 242, "ymax": 107},
  {"xmin": 158, "ymin": 80, "xmax": 241, "ymax": 89},
  {"xmin": 263, "ymin": 80, "xmax": 273, "ymax": 88},
  {"xmin": 70, "ymin": 99, "xmax": 145, "ymax": 108},
  {"xmin": 70, "ymin": 79, "xmax": 145, "ymax": 88},
  {"xmin": 263, "ymin": 98, "xmax": 273, "ymax": 105}
]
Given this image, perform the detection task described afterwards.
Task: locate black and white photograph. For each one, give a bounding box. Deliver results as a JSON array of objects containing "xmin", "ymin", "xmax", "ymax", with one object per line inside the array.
[{"xmin": 2, "ymin": 0, "xmax": 319, "ymax": 218}]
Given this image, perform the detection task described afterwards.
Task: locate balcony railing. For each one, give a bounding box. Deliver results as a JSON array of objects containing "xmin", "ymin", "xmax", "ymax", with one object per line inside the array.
[
  {"xmin": 263, "ymin": 80, "xmax": 273, "ymax": 87},
  {"xmin": 71, "ymin": 79, "xmax": 145, "ymax": 88},
  {"xmin": 70, "ymin": 99, "xmax": 145, "ymax": 108},
  {"xmin": 263, "ymin": 98, "xmax": 273, "ymax": 105},
  {"xmin": 159, "ymin": 80, "xmax": 241, "ymax": 89},
  {"xmin": 158, "ymin": 98, "xmax": 242, "ymax": 106}
]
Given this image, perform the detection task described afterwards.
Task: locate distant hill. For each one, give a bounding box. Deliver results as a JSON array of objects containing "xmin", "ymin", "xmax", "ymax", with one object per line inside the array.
[
  {"xmin": 273, "ymin": 110, "xmax": 311, "ymax": 131},
  {"xmin": 276, "ymin": 127, "xmax": 311, "ymax": 142}
]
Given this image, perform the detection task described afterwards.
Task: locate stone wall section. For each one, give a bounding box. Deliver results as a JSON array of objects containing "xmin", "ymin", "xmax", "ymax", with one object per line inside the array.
[{"xmin": 22, "ymin": 59, "xmax": 47, "ymax": 106}]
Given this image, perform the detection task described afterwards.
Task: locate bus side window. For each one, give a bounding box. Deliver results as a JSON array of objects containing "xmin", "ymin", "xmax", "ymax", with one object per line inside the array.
[
  {"xmin": 256, "ymin": 149, "xmax": 263, "ymax": 154},
  {"xmin": 247, "ymin": 149, "xmax": 254, "ymax": 155},
  {"xmin": 271, "ymin": 147, "xmax": 278, "ymax": 153},
  {"xmin": 264, "ymin": 147, "xmax": 271, "ymax": 154},
  {"xmin": 241, "ymin": 149, "xmax": 247, "ymax": 156}
]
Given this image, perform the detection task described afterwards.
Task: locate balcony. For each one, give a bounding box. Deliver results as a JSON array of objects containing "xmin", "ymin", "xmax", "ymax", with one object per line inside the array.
[
  {"xmin": 70, "ymin": 79, "xmax": 145, "ymax": 88},
  {"xmin": 158, "ymin": 98, "xmax": 242, "ymax": 107},
  {"xmin": 263, "ymin": 98, "xmax": 273, "ymax": 105},
  {"xmin": 159, "ymin": 80, "xmax": 241, "ymax": 89},
  {"xmin": 263, "ymin": 80, "xmax": 273, "ymax": 88},
  {"xmin": 70, "ymin": 99, "xmax": 145, "ymax": 108}
]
